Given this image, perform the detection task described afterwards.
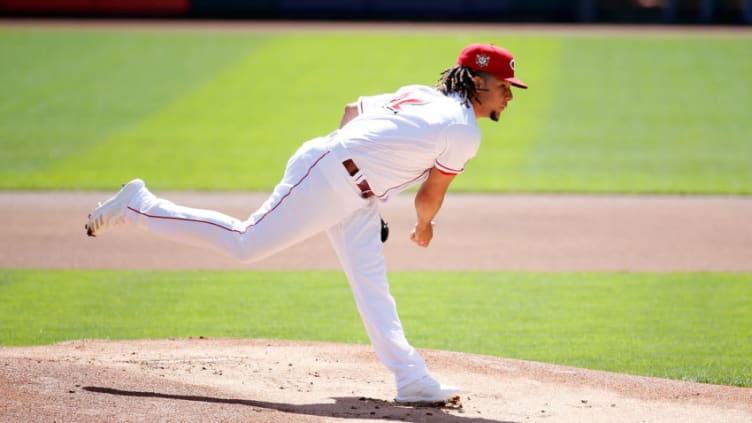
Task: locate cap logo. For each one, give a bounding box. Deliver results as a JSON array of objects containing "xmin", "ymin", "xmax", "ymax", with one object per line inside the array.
[
  {"xmin": 475, "ymin": 53, "xmax": 490, "ymax": 68},
  {"xmin": 509, "ymin": 59, "xmax": 516, "ymax": 71}
]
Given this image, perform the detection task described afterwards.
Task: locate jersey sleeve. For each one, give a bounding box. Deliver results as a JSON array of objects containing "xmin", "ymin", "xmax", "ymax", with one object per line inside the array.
[
  {"xmin": 435, "ymin": 124, "xmax": 481, "ymax": 175},
  {"xmin": 357, "ymin": 93, "xmax": 394, "ymax": 115}
]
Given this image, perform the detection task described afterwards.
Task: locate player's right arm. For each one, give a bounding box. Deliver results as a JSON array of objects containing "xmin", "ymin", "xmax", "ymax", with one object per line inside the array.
[{"xmin": 411, "ymin": 167, "xmax": 456, "ymax": 248}]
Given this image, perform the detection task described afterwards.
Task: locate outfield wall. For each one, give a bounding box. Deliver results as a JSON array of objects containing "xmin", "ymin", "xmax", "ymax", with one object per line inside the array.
[{"xmin": 0, "ymin": 0, "xmax": 750, "ymax": 24}]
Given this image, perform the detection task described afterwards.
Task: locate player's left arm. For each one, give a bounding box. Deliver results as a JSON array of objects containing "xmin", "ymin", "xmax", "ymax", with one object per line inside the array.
[
  {"xmin": 339, "ymin": 102, "xmax": 359, "ymax": 128},
  {"xmin": 411, "ymin": 168, "xmax": 456, "ymax": 248},
  {"xmin": 340, "ymin": 92, "xmax": 395, "ymax": 128}
]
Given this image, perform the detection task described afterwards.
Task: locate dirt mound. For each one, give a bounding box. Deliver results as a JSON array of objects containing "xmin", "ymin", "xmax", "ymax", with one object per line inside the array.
[{"xmin": 1, "ymin": 338, "xmax": 750, "ymax": 422}]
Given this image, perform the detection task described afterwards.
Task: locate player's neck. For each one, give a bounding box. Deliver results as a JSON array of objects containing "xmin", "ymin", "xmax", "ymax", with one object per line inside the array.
[{"xmin": 470, "ymin": 101, "xmax": 485, "ymax": 120}]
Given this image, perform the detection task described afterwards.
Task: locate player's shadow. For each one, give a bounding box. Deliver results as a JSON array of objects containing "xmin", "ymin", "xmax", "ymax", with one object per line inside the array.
[{"xmin": 83, "ymin": 386, "xmax": 516, "ymax": 423}]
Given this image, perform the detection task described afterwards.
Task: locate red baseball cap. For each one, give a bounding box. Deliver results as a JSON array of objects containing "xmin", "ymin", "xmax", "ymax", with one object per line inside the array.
[{"xmin": 457, "ymin": 43, "xmax": 528, "ymax": 89}]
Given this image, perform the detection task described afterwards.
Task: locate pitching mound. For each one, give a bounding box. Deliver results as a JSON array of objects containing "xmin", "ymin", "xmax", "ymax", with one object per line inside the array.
[{"xmin": 1, "ymin": 338, "xmax": 750, "ymax": 422}]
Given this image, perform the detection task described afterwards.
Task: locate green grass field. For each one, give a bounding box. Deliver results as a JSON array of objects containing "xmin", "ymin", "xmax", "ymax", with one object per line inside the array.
[
  {"xmin": 0, "ymin": 28, "xmax": 750, "ymax": 193},
  {"xmin": 1, "ymin": 26, "xmax": 750, "ymax": 390},
  {"xmin": 1, "ymin": 270, "xmax": 749, "ymax": 387}
]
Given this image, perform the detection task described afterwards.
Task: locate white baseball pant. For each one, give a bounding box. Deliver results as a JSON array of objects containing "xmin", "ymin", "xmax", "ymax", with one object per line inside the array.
[{"xmin": 123, "ymin": 137, "xmax": 428, "ymax": 389}]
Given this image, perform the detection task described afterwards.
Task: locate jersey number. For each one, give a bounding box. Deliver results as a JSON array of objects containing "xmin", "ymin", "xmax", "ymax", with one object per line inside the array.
[{"xmin": 384, "ymin": 92, "xmax": 431, "ymax": 114}]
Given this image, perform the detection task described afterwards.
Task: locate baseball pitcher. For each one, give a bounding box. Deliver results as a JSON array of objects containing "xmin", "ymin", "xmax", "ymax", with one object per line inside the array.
[{"xmin": 85, "ymin": 43, "xmax": 527, "ymax": 405}]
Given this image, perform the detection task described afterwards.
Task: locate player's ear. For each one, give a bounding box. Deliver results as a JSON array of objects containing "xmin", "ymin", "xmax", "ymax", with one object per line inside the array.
[{"xmin": 472, "ymin": 74, "xmax": 488, "ymax": 91}]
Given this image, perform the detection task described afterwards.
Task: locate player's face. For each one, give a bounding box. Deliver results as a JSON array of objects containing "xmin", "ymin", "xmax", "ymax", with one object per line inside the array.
[{"xmin": 473, "ymin": 75, "xmax": 514, "ymax": 122}]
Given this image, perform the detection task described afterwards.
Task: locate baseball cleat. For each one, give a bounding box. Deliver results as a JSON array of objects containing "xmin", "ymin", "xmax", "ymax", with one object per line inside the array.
[
  {"xmin": 394, "ymin": 375, "xmax": 460, "ymax": 405},
  {"xmin": 85, "ymin": 179, "xmax": 145, "ymax": 237}
]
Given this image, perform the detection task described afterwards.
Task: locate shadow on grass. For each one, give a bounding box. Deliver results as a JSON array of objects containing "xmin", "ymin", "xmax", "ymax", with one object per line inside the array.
[{"xmin": 83, "ymin": 386, "xmax": 516, "ymax": 423}]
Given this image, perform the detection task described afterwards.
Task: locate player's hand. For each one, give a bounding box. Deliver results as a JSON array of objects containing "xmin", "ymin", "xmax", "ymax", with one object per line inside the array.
[{"xmin": 410, "ymin": 221, "xmax": 434, "ymax": 248}]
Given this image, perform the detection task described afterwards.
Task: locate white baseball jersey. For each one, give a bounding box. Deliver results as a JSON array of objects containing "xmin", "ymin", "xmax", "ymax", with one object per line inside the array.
[{"xmin": 331, "ymin": 84, "xmax": 481, "ymax": 200}]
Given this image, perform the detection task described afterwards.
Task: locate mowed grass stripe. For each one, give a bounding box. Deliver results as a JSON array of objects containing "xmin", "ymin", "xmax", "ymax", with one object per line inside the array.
[
  {"xmin": 1, "ymin": 270, "xmax": 749, "ymax": 387},
  {"xmin": 525, "ymin": 36, "xmax": 752, "ymax": 194},
  {"xmin": 0, "ymin": 29, "xmax": 269, "ymax": 188}
]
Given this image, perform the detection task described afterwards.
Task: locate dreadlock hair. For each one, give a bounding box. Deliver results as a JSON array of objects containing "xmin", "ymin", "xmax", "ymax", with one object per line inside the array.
[{"xmin": 435, "ymin": 64, "xmax": 487, "ymax": 108}]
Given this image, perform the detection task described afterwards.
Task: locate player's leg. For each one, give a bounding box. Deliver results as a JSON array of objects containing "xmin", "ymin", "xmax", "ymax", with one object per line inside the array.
[
  {"xmin": 87, "ymin": 140, "xmax": 363, "ymax": 263},
  {"xmin": 326, "ymin": 204, "xmax": 459, "ymax": 402}
]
